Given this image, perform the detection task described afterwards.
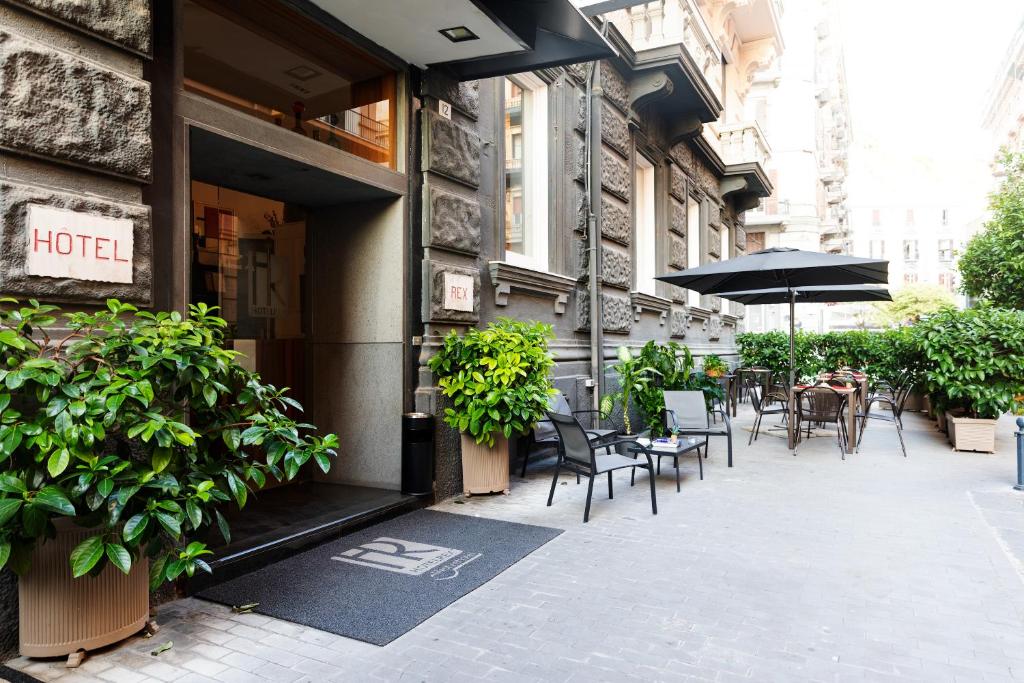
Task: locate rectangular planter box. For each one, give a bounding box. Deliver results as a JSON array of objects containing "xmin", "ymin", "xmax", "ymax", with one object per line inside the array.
[
  {"xmin": 947, "ymin": 415, "xmax": 997, "ymax": 453},
  {"xmin": 460, "ymin": 433, "xmax": 510, "ymax": 496},
  {"xmin": 903, "ymin": 392, "xmax": 926, "ymax": 413}
]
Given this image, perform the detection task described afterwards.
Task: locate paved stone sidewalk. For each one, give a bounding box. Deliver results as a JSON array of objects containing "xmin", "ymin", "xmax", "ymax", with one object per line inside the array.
[{"xmin": 6, "ymin": 409, "xmax": 1024, "ymax": 682}]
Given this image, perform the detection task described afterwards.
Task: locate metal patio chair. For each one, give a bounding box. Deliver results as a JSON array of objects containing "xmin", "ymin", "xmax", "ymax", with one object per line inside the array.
[
  {"xmin": 546, "ymin": 411, "xmax": 657, "ymax": 523},
  {"xmin": 796, "ymin": 385, "xmax": 849, "ymax": 458},
  {"xmin": 520, "ymin": 392, "xmax": 617, "ymax": 478},
  {"xmin": 856, "ymin": 382, "xmax": 914, "ymax": 457},
  {"xmin": 745, "ymin": 377, "xmax": 788, "ymax": 445},
  {"xmin": 662, "ymin": 390, "xmax": 733, "ymax": 467}
]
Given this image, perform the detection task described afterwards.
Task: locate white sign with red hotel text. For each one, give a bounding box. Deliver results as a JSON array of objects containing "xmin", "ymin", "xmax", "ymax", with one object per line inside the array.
[
  {"xmin": 26, "ymin": 205, "xmax": 134, "ymax": 284},
  {"xmin": 443, "ymin": 272, "xmax": 473, "ymax": 312}
]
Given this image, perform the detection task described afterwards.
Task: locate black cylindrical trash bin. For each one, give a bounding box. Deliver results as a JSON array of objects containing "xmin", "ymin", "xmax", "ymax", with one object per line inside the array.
[{"xmin": 402, "ymin": 412, "xmax": 435, "ymax": 497}]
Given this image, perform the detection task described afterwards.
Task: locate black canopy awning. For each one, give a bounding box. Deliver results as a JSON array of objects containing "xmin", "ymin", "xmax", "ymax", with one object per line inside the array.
[{"xmin": 436, "ymin": 0, "xmax": 616, "ymax": 80}]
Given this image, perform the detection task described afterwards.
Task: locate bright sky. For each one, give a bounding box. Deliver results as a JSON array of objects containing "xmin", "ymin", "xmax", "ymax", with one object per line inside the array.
[{"xmin": 839, "ymin": 0, "xmax": 1024, "ymax": 216}]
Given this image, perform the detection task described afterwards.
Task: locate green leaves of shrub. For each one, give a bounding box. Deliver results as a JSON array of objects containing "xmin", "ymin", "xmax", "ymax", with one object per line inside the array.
[
  {"xmin": 428, "ymin": 319, "xmax": 555, "ymax": 447},
  {"xmin": 0, "ymin": 298, "xmax": 338, "ymax": 583}
]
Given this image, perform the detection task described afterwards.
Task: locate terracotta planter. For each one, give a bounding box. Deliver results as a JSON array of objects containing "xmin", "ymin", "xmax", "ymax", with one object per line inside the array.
[
  {"xmin": 20, "ymin": 518, "xmax": 150, "ymax": 658},
  {"xmin": 948, "ymin": 415, "xmax": 997, "ymax": 453},
  {"xmin": 460, "ymin": 433, "xmax": 509, "ymax": 496}
]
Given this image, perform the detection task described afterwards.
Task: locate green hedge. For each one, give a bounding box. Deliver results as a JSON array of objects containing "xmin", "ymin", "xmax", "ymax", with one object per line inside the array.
[
  {"xmin": 735, "ymin": 328, "xmax": 920, "ymax": 386},
  {"xmin": 738, "ymin": 309, "xmax": 1024, "ymax": 419}
]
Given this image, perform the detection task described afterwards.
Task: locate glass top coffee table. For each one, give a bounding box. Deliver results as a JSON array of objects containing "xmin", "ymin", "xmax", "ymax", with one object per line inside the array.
[{"xmin": 629, "ymin": 437, "xmax": 704, "ymax": 492}]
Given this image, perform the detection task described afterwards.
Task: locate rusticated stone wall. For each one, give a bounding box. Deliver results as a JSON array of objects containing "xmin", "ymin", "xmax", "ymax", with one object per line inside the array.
[
  {"xmin": 0, "ymin": 0, "xmax": 153, "ymax": 657},
  {"xmin": 0, "ymin": 0, "xmax": 153, "ymax": 305}
]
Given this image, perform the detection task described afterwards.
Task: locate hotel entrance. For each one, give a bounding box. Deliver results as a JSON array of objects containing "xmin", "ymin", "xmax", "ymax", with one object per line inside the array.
[
  {"xmin": 187, "ymin": 126, "xmax": 413, "ymax": 580},
  {"xmin": 178, "ymin": 0, "xmax": 415, "ymax": 580}
]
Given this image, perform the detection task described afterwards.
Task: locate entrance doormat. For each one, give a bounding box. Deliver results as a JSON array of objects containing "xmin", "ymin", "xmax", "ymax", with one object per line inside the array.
[{"xmin": 198, "ymin": 509, "xmax": 563, "ymax": 645}]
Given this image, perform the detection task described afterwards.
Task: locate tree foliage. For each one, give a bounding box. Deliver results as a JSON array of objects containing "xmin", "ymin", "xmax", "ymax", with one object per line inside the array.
[
  {"xmin": 958, "ymin": 151, "xmax": 1024, "ymax": 309},
  {"xmin": 870, "ymin": 284, "xmax": 955, "ymax": 327},
  {"xmin": 0, "ymin": 299, "xmax": 337, "ymax": 585}
]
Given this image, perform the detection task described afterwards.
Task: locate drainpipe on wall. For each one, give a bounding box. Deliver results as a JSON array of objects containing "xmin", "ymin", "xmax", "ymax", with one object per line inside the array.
[{"xmin": 585, "ymin": 59, "xmax": 604, "ymax": 410}]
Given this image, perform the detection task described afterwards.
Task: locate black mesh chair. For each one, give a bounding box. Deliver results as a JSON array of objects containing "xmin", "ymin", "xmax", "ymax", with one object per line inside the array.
[
  {"xmin": 521, "ymin": 392, "xmax": 617, "ymax": 478},
  {"xmin": 546, "ymin": 411, "xmax": 657, "ymax": 523},
  {"xmin": 796, "ymin": 385, "xmax": 849, "ymax": 458},
  {"xmin": 745, "ymin": 377, "xmax": 788, "ymax": 445},
  {"xmin": 857, "ymin": 382, "xmax": 914, "ymax": 457}
]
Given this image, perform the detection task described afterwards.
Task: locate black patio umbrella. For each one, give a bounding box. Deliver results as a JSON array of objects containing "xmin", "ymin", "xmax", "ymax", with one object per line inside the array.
[
  {"xmin": 655, "ymin": 247, "xmax": 890, "ymax": 393},
  {"xmin": 655, "ymin": 247, "xmax": 889, "ymax": 294},
  {"xmin": 716, "ymin": 284, "xmax": 892, "ymax": 306}
]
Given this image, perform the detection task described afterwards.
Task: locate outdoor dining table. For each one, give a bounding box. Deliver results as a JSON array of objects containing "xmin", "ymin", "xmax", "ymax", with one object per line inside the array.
[
  {"xmin": 820, "ymin": 372, "xmax": 869, "ymax": 412},
  {"xmin": 787, "ymin": 383, "xmax": 861, "ymax": 454}
]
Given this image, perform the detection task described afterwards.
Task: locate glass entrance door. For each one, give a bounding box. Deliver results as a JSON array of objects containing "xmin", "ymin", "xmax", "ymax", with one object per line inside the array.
[{"xmin": 190, "ymin": 181, "xmax": 307, "ymax": 418}]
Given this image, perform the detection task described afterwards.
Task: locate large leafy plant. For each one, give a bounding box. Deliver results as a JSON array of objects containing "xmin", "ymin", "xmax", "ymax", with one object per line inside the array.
[
  {"xmin": 428, "ymin": 318, "xmax": 554, "ymax": 447},
  {"xmin": 0, "ymin": 299, "xmax": 337, "ymax": 585},
  {"xmin": 600, "ymin": 346, "xmax": 654, "ymax": 435},
  {"xmin": 909, "ymin": 306, "xmax": 1024, "ymax": 419}
]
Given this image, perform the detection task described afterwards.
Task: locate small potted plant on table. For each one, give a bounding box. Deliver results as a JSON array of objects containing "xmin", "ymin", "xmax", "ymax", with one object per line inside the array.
[
  {"xmin": 428, "ymin": 318, "xmax": 554, "ymax": 496},
  {"xmin": 701, "ymin": 354, "xmax": 728, "ymax": 379},
  {"xmin": 0, "ymin": 299, "xmax": 337, "ymax": 664}
]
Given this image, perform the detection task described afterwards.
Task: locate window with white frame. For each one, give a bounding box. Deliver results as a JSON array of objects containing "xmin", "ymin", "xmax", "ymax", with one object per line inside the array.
[
  {"xmin": 869, "ymin": 239, "xmax": 885, "ymax": 259},
  {"xmin": 503, "ymin": 73, "xmax": 548, "ymax": 269},
  {"xmin": 903, "ymin": 239, "xmax": 919, "ymax": 261},
  {"xmin": 686, "ymin": 197, "xmax": 701, "ymax": 307},
  {"xmin": 634, "ymin": 154, "xmax": 656, "ymax": 295},
  {"xmin": 719, "ymin": 225, "xmax": 730, "ymax": 314},
  {"xmin": 938, "ymin": 239, "xmax": 953, "ymax": 262}
]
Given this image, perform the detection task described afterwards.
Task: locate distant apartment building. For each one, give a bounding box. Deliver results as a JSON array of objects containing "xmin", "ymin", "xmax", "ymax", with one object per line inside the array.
[
  {"xmin": 736, "ymin": 0, "xmax": 852, "ymax": 332},
  {"xmin": 983, "ymin": 15, "xmax": 1024, "ymax": 174},
  {"xmin": 848, "ymin": 205, "xmax": 973, "ymax": 305}
]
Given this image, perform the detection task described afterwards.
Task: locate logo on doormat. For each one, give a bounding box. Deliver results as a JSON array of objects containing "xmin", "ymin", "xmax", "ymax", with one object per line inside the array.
[{"xmin": 332, "ymin": 537, "xmax": 462, "ymax": 576}]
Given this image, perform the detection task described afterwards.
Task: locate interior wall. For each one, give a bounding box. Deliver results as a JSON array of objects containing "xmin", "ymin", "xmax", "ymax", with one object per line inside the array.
[{"xmin": 308, "ymin": 197, "xmax": 405, "ymax": 489}]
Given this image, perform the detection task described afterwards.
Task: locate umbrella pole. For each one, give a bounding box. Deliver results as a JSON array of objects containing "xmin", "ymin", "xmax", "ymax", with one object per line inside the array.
[{"xmin": 789, "ymin": 289, "xmax": 796, "ymax": 453}]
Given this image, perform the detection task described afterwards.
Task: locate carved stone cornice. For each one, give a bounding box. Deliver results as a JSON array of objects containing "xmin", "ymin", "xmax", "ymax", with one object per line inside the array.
[
  {"xmin": 630, "ymin": 291, "xmax": 672, "ymax": 325},
  {"xmin": 488, "ymin": 261, "xmax": 576, "ymax": 314}
]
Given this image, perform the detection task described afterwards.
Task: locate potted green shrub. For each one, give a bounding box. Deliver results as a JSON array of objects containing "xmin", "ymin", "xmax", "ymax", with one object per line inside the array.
[
  {"xmin": 912, "ymin": 306, "xmax": 1024, "ymax": 453},
  {"xmin": 0, "ymin": 299, "xmax": 337, "ymax": 660},
  {"xmin": 701, "ymin": 354, "xmax": 728, "ymax": 379},
  {"xmin": 428, "ymin": 318, "xmax": 554, "ymax": 496}
]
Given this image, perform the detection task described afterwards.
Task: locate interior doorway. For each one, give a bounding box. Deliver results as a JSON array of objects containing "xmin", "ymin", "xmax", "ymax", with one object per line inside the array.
[{"xmin": 187, "ymin": 126, "xmax": 412, "ymax": 579}]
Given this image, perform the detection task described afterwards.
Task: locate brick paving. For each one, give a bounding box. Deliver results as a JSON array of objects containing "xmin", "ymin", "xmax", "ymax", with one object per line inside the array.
[{"xmin": 6, "ymin": 408, "xmax": 1024, "ymax": 683}]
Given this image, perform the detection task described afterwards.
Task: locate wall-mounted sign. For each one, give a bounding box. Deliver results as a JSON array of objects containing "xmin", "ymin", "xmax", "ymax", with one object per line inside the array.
[
  {"xmin": 438, "ymin": 100, "xmax": 452, "ymax": 120},
  {"xmin": 25, "ymin": 205, "xmax": 133, "ymax": 284},
  {"xmin": 443, "ymin": 272, "xmax": 473, "ymax": 312}
]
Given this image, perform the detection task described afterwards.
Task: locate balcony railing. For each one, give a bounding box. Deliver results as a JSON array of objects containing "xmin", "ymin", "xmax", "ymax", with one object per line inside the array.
[
  {"xmin": 718, "ymin": 121, "xmax": 771, "ymax": 167},
  {"xmin": 606, "ymin": 0, "xmax": 722, "ymax": 96}
]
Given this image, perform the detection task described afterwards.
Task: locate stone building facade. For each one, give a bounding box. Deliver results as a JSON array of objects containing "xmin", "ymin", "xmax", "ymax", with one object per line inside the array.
[{"xmin": 0, "ymin": 0, "xmax": 779, "ymax": 654}]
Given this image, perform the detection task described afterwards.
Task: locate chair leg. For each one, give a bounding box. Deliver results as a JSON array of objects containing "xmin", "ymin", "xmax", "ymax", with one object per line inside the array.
[
  {"xmin": 608, "ymin": 471, "xmax": 613, "ymax": 499},
  {"xmin": 646, "ymin": 463, "xmax": 658, "ymax": 515},
  {"xmin": 675, "ymin": 457, "xmax": 680, "ymax": 493},
  {"xmin": 583, "ymin": 475, "xmax": 595, "ymax": 523},
  {"xmin": 748, "ymin": 413, "xmax": 759, "ymax": 446},
  {"xmin": 895, "ymin": 420, "xmax": 907, "ymax": 457},
  {"xmin": 697, "ymin": 450, "xmax": 703, "ymax": 480},
  {"xmin": 656, "ymin": 456, "xmax": 661, "ymax": 475},
  {"xmin": 546, "ymin": 461, "xmax": 561, "ymax": 506}
]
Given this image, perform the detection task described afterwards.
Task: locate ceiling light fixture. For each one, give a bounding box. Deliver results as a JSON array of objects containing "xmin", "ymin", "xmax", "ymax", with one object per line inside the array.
[{"xmin": 439, "ymin": 26, "xmax": 479, "ymax": 43}]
